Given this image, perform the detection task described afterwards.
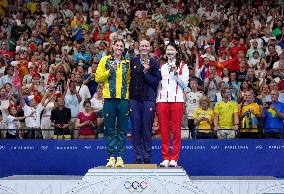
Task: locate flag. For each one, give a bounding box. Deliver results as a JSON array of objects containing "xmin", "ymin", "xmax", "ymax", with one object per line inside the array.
[
  {"xmin": 198, "ymin": 56, "xmax": 217, "ymax": 68},
  {"xmin": 217, "ymin": 58, "xmax": 239, "ymax": 71},
  {"xmin": 199, "ymin": 56, "xmax": 239, "ymax": 77},
  {"xmin": 199, "ymin": 66, "xmax": 210, "ymax": 80},
  {"xmin": 18, "ymin": 62, "xmax": 29, "ymax": 80}
]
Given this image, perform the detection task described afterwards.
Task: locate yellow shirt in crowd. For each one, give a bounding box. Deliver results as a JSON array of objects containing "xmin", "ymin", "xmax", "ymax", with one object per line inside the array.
[
  {"xmin": 193, "ymin": 107, "xmax": 214, "ymax": 133},
  {"xmin": 238, "ymin": 102, "xmax": 260, "ymax": 132},
  {"xmin": 214, "ymin": 101, "xmax": 238, "ymax": 129},
  {"xmin": 239, "ymin": 102, "xmax": 260, "ymax": 117}
]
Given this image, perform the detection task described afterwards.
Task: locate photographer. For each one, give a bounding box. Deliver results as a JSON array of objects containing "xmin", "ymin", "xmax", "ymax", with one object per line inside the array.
[{"xmin": 262, "ymin": 89, "xmax": 284, "ymax": 138}]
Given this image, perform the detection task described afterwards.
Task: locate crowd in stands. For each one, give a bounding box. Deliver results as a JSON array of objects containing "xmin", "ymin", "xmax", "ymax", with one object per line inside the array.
[{"xmin": 0, "ymin": 0, "xmax": 284, "ymax": 140}]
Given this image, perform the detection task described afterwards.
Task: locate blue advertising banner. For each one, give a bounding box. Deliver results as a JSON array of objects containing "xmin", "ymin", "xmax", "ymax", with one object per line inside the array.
[{"xmin": 0, "ymin": 139, "xmax": 284, "ymax": 178}]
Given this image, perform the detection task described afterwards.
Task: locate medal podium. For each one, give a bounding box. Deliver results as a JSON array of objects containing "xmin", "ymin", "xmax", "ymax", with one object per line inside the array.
[
  {"xmin": 80, "ymin": 164, "xmax": 195, "ymax": 194},
  {"xmin": 1, "ymin": 164, "xmax": 284, "ymax": 194}
]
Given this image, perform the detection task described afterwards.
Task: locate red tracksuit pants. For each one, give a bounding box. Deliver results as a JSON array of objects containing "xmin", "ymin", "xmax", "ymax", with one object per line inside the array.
[{"xmin": 157, "ymin": 102, "xmax": 184, "ymax": 161}]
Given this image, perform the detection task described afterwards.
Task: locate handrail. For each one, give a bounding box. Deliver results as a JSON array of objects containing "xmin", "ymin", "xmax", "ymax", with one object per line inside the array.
[{"xmin": 0, "ymin": 127, "xmax": 283, "ymax": 139}]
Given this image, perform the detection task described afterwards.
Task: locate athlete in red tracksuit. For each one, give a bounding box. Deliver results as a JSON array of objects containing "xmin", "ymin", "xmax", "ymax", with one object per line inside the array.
[{"xmin": 157, "ymin": 41, "xmax": 189, "ymax": 167}]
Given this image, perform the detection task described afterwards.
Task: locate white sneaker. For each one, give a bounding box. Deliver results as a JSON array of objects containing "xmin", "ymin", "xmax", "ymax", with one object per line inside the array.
[
  {"xmin": 168, "ymin": 160, "xmax": 178, "ymax": 167},
  {"xmin": 159, "ymin": 160, "xmax": 169, "ymax": 167},
  {"xmin": 115, "ymin": 157, "xmax": 125, "ymax": 167},
  {"xmin": 106, "ymin": 157, "xmax": 116, "ymax": 167}
]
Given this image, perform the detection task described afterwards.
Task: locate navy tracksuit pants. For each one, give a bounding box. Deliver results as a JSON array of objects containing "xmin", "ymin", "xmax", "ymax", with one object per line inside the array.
[{"xmin": 130, "ymin": 100, "xmax": 155, "ymax": 161}]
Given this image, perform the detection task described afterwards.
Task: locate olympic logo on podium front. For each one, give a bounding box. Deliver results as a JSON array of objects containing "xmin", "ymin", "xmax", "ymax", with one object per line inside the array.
[{"xmin": 124, "ymin": 180, "xmax": 148, "ymax": 193}]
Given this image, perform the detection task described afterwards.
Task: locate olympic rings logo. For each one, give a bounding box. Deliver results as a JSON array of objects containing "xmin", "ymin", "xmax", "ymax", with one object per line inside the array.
[{"xmin": 124, "ymin": 180, "xmax": 148, "ymax": 193}]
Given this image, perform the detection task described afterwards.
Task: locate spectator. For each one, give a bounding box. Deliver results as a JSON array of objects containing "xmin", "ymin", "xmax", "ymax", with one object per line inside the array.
[
  {"xmin": 74, "ymin": 73, "xmax": 91, "ymax": 111},
  {"xmin": 266, "ymin": 37, "xmax": 282, "ymax": 56},
  {"xmin": 214, "ymin": 87, "xmax": 239, "ymax": 139},
  {"xmin": 193, "ymin": 96, "xmax": 214, "ymax": 139},
  {"xmin": 246, "ymin": 40, "xmax": 264, "ymax": 60},
  {"xmin": 6, "ymin": 104, "xmax": 31, "ymax": 139},
  {"xmin": 40, "ymin": 88, "xmax": 56, "ymax": 139},
  {"xmin": 257, "ymin": 84, "xmax": 271, "ymax": 104},
  {"xmin": 83, "ymin": 63, "xmax": 98, "ymax": 97},
  {"xmin": 0, "ymin": 65, "xmax": 14, "ymax": 90},
  {"xmin": 227, "ymin": 71, "xmax": 241, "ymax": 102},
  {"xmin": 90, "ymin": 86, "xmax": 104, "ymax": 113},
  {"xmin": 239, "ymin": 90, "xmax": 261, "ymax": 138},
  {"xmin": 50, "ymin": 96, "xmax": 71, "ymax": 139},
  {"xmin": 21, "ymin": 94, "xmax": 42, "ymax": 139},
  {"xmin": 188, "ymin": 66, "xmax": 203, "ymax": 91},
  {"xmin": 204, "ymin": 65, "xmax": 222, "ymax": 107},
  {"xmin": 73, "ymin": 44, "xmax": 91, "ymax": 63},
  {"xmin": 95, "ymin": 39, "xmax": 130, "ymax": 168},
  {"xmin": 266, "ymin": 44, "xmax": 279, "ymax": 69},
  {"xmin": 184, "ymin": 79, "xmax": 204, "ymax": 138},
  {"xmin": 214, "ymin": 81, "xmax": 227, "ymax": 103},
  {"xmin": 255, "ymin": 58, "xmax": 268, "ymax": 85},
  {"xmin": 262, "ymin": 89, "xmax": 284, "ymax": 138},
  {"xmin": 64, "ymin": 80, "xmax": 82, "ymax": 138},
  {"xmin": 0, "ymin": 111, "xmax": 4, "ymax": 138},
  {"xmin": 221, "ymin": 67, "xmax": 229, "ymax": 83},
  {"xmin": 237, "ymin": 60, "xmax": 247, "ymax": 83},
  {"xmin": 246, "ymin": 68, "xmax": 260, "ymax": 93},
  {"xmin": 76, "ymin": 99, "xmax": 96, "ymax": 139},
  {"xmin": 248, "ymin": 51, "xmax": 260, "ymax": 69}
]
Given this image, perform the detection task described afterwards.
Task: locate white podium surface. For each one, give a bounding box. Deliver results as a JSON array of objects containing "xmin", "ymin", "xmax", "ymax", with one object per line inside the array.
[
  {"xmin": 81, "ymin": 165, "xmax": 198, "ymax": 194},
  {"xmin": 0, "ymin": 165, "xmax": 284, "ymax": 194}
]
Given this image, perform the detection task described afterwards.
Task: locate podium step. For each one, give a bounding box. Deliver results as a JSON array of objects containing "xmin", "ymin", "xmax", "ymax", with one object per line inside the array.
[
  {"xmin": 81, "ymin": 166, "xmax": 193, "ymax": 194},
  {"xmin": 1, "ymin": 173, "xmax": 284, "ymax": 194}
]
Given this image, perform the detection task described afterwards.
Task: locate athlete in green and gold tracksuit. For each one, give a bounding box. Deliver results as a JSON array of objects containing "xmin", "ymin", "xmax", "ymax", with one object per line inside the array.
[{"xmin": 95, "ymin": 40, "xmax": 130, "ymax": 167}]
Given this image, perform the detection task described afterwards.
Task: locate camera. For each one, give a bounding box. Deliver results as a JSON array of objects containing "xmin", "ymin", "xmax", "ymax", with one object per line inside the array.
[{"xmin": 264, "ymin": 101, "xmax": 272, "ymax": 108}]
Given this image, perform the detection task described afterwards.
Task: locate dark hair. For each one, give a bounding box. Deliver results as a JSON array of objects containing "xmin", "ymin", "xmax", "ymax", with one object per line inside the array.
[
  {"xmin": 4, "ymin": 65, "xmax": 13, "ymax": 75},
  {"xmin": 228, "ymin": 70, "xmax": 239, "ymax": 83},
  {"xmin": 240, "ymin": 80, "xmax": 252, "ymax": 91},
  {"xmin": 55, "ymin": 96, "xmax": 64, "ymax": 102},
  {"xmin": 221, "ymin": 67, "xmax": 229, "ymax": 78},
  {"xmin": 252, "ymin": 51, "xmax": 259, "ymax": 56},
  {"xmin": 112, "ymin": 39, "xmax": 127, "ymax": 62},
  {"xmin": 113, "ymin": 39, "xmax": 125, "ymax": 47},
  {"xmin": 166, "ymin": 41, "xmax": 181, "ymax": 69},
  {"xmin": 117, "ymin": 25, "xmax": 124, "ymax": 31},
  {"xmin": 268, "ymin": 44, "xmax": 275, "ymax": 49},
  {"xmin": 220, "ymin": 87, "xmax": 229, "ymax": 98},
  {"xmin": 69, "ymin": 80, "xmax": 77, "ymax": 86},
  {"xmin": 4, "ymin": 83, "xmax": 12, "ymax": 88},
  {"xmin": 8, "ymin": 105, "xmax": 17, "ymax": 113},
  {"xmin": 189, "ymin": 78, "xmax": 198, "ymax": 85},
  {"xmin": 83, "ymin": 99, "xmax": 91, "ymax": 107},
  {"xmin": 99, "ymin": 41, "xmax": 107, "ymax": 47}
]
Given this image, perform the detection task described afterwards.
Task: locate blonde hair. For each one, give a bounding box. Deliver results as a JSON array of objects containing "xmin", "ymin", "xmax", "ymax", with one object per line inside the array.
[{"xmin": 198, "ymin": 96, "xmax": 211, "ymax": 107}]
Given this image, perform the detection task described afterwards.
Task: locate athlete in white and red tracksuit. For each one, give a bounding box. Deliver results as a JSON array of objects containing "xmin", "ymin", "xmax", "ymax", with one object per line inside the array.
[{"xmin": 157, "ymin": 41, "xmax": 189, "ymax": 167}]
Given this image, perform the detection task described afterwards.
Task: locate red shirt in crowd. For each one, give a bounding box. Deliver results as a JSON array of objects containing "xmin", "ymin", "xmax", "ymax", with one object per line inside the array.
[{"xmin": 77, "ymin": 112, "xmax": 96, "ymax": 135}]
